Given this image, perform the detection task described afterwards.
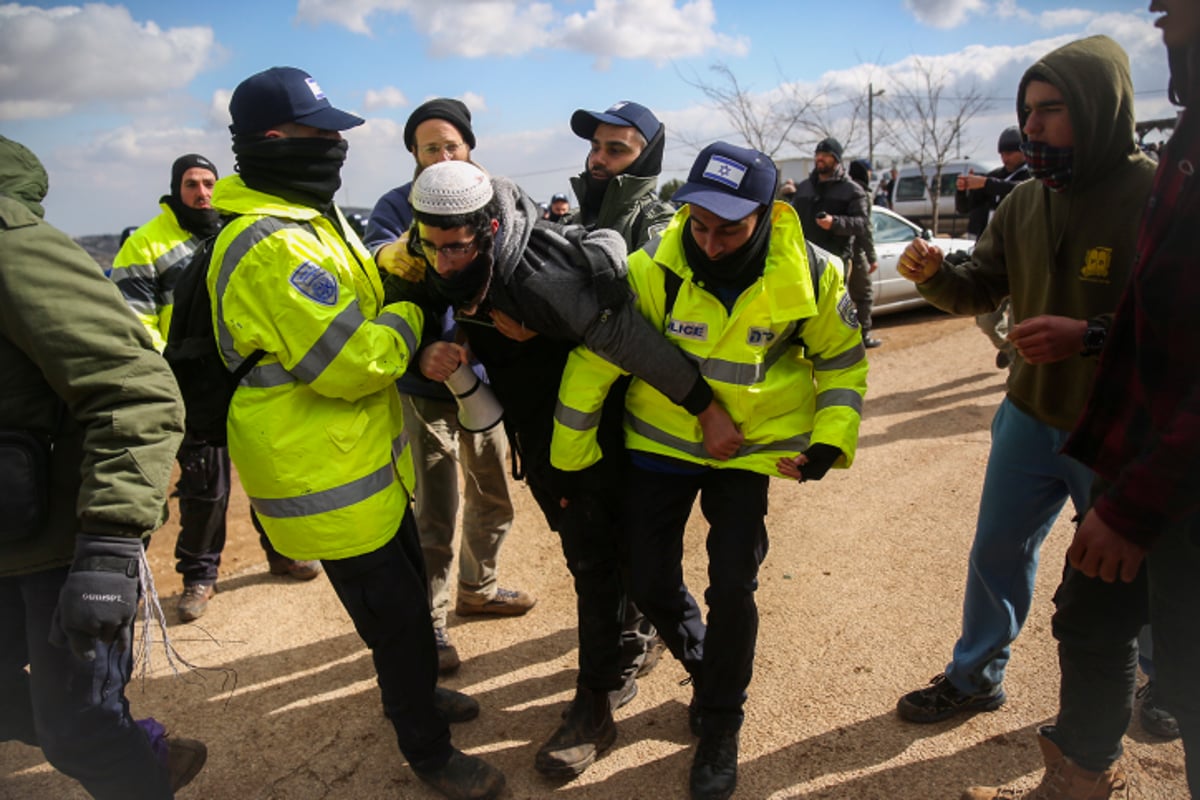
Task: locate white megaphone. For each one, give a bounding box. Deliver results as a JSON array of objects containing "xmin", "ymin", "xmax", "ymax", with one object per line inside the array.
[{"xmin": 445, "ymin": 362, "xmax": 504, "ymax": 432}]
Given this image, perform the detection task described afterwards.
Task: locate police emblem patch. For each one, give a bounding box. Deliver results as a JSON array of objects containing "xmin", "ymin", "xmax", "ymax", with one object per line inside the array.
[
  {"xmin": 289, "ymin": 261, "xmax": 339, "ymax": 306},
  {"xmin": 837, "ymin": 293, "xmax": 860, "ymax": 329},
  {"xmin": 1079, "ymin": 247, "xmax": 1113, "ymax": 283}
]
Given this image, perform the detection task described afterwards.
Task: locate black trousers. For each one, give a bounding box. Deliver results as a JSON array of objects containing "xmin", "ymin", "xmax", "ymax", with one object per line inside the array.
[
  {"xmin": 321, "ymin": 511, "xmax": 452, "ymax": 772},
  {"xmin": 173, "ymin": 434, "xmax": 277, "ymax": 584},
  {"xmin": 1050, "ymin": 510, "xmax": 1200, "ymax": 794},
  {"xmin": 624, "ymin": 466, "xmax": 770, "ymax": 732}
]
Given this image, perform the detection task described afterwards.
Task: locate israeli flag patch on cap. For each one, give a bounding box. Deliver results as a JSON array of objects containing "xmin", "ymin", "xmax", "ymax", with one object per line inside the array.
[
  {"xmin": 702, "ymin": 155, "xmax": 747, "ymax": 189},
  {"xmin": 290, "ymin": 260, "xmax": 339, "ymax": 306},
  {"xmin": 305, "ymin": 77, "xmax": 326, "ymax": 100}
]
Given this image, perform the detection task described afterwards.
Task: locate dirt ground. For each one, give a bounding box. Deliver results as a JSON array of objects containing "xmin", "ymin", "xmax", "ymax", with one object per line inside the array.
[{"xmin": 0, "ymin": 308, "xmax": 1188, "ymax": 799}]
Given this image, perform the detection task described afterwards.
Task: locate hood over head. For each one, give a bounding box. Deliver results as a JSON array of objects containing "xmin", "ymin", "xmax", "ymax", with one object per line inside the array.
[
  {"xmin": 1017, "ymin": 35, "xmax": 1138, "ymax": 192},
  {"xmin": 0, "ymin": 136, "xmax": 49, "ymax": 218}
]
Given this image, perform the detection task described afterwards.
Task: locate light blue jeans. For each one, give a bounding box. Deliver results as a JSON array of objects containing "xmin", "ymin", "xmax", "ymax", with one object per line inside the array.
[{"xmin": 945, "ymin": 397, "xmax": 1094, "ymax": 696}]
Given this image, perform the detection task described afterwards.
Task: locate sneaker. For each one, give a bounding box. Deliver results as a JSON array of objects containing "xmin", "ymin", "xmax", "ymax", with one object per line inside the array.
[
  {"xmin": 690, "ymin": 727, "xmax": 738, "ymax": 800},
  {"xmin": 177, "ymin": 583, "xmax": 215, "ymax": 622},
  {"xmin": 863, "ymin": 335, "xmax": 883, "ymax": 349},
  {"xmin": 435, "ymin": 626, "xmax": 461, "ymax": 676},
  {"xmin": 268, "ymin": 556, "xmax": 322, "ymax": 581},
  {"xmin": 414, "ymin": 748, "xmax": 505, "ymax": 800},
  {"xmin": 995, "ymin": 350, "xmax": 1013, "ymax": 369},
  {"xmin": 609, "ymin": 676, "xmax": 638, "ymax": 711},
  {"xmin": 434, "ymin": 687, "xmax": 479, "ymax": 724},
  {"xmin": 455, "ymin": 587, "xmax": 536, "ymax": 618},
  {"xmin": 1137, "ymin": 680, "xmax": 1181, "ymax": 740},
  {"xmin": 166, "ymin": 736, "xmax": 207, "ymax": 792},
  {"xmin": 897, "ymin": 673, "xmax": 1006, "ymax": 723}
]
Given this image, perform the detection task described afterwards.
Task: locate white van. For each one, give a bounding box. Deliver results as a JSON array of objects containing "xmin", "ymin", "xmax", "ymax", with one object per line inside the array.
[{"xmin": 881, "ymin": 158, "xmax": 992, "ymax": 236}]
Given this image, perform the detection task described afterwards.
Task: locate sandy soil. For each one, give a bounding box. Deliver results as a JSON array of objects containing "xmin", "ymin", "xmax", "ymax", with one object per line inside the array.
[{"xmin": 0, "ymin": 308, "xmax": 1188, "ymax": 799}]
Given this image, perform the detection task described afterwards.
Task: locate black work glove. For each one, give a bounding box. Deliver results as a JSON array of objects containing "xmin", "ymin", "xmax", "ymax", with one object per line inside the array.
[
  {"xmin": 50, "ymin": 534, "xmax": 142, "ymax": 660},
  {"xmin": 797, "ymin": 443, "xmax": 842, "ymax": 482}
]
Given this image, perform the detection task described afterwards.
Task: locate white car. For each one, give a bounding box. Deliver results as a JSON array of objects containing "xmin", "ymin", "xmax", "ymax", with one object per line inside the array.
[{"xmin": 869, "ymin": 205, "xmax": 976, "ymax": 316}]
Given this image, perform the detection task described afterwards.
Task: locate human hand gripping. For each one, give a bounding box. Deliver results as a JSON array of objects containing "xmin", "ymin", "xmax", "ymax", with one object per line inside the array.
[
  {"xmin": 419, "ymin": 341, "xmax": 466, "ymax": 382},
  {"xmin": 896, "ymin": 238, "xmax": 943, "ymax": 284},
  {"xmin": 698, "ymin": 401, "xmax": 743, "ymax": 461},
  {"xmin": 1007, "ymin": 315, "xmax": 1087, "ymax": 364},
  {"xmin": 1067, "ymin": 509, "xmax": 1146, "ymax": 583},
  {"xmin": 50, "ymin": 534, "xmax": 143, "ymax": 660}
]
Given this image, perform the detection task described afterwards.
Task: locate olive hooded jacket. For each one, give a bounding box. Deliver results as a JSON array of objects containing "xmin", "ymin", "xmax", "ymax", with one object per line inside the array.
[
  {"xmin": 0, "ymin": 136, "xmax": 184, "ymax": 576},
  {"xmin": 918, "ymin": 35, "xmax": 1158, "ymax": 431}
]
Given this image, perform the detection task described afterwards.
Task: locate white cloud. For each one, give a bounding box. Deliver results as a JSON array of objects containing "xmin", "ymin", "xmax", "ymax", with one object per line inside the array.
[
  {"xmin": 0, "ymin": 4, "xmax": 219, "ymax": 121},
  {"xmin": 903, "ymin": 0, "xmax": 987, "ymax": 29},
  {"xmin": 460, "ymin": 92, "xmax": 488, "ymax": 113},
  {"xmin": 1039, "ymin": 8, "xmax": 1096, "ymax": 28},
  {"xmin": 364, "ymin": 86, "xmax": 408, "ymax": 111},
  {"xmin": 295, "ymin": 0, "xmax": 745, "ymax": 63}
]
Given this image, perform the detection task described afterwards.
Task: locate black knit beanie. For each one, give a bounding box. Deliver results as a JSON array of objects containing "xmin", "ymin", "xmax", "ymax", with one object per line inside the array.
[
  {"xmin": 170, "ymin": 154, "xmax": 218, "ymax": 199},
  {"xmin": 403, "ymin": 98, "xmax": 476, "ymax": 151}
]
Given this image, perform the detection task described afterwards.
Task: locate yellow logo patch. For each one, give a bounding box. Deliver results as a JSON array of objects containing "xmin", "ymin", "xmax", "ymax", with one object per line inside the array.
[{"xmin": 1079, "ymin": 247, "xmax": 1113, "ymax": 283}]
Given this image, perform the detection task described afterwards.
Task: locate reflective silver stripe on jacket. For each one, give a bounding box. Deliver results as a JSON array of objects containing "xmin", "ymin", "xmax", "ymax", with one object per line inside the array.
[
  {"xmin": 241, "ymin": 361, "xmax": 295, "ymax": 389},
  {"xmin": 215, "ymin": 217, "xmax": 298, "ymax": 371},
  {"xmin": 111, "ymin": 239, "xmax": 196, "ymax": 314},
  {"xmin": 554, "ymin": 399, "xmax": 602, "ymax": 433},
  {"xmin": 809, "ymin": 342, "xmax": 867, "ymax": 371},
  {"xmin": 250, "ymin": 461, "xmax": 396, "ymax": 519},
  {"xmin": 685, "ymin": 321, "xmax": 798, "ymax": 386},
  {"xmin": 626, "ymin": 413, "xmax": 811, "ymax": 460},
  {"xmin": 816, "ymin": 387, "xmax": 864, "ymax": 414},
  {"xmin": 391, "ymin": 431, "xmax": 409, "ymax": 462}
]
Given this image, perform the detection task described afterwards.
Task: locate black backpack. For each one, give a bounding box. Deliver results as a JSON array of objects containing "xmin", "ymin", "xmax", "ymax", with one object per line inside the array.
[{"xmin": 162, "ymin": 235, "xmax": 265, "ymax": 445}]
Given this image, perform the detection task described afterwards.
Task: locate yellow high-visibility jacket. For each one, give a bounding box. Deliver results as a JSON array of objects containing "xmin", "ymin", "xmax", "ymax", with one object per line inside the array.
[
  {"xmin": 109, "ymin": 204, "xmax": 197, "ymax": 351},
  {"xmin": 209, "ymin": 177, "xmax": 424, "ymax": 560},
  {"xmin": 551, "ymin": 201, "xmax": 868, "ymax": 477}
]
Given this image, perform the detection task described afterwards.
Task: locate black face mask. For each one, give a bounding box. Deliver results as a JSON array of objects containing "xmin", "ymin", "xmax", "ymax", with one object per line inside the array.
[
  {"xmin": 427, "ymin": 251, "xmax": 494, "ymax": 312},
  {"xmin": 682, "ymin": 207, "xmax": 772, "ymax": 294},
  {"xmin": 163, "ymin": 194, "xmax": 221, "ymax": 238},
  {"xmin": 233, "ymin": 135, "xmax": 348, "ymax": 211}
]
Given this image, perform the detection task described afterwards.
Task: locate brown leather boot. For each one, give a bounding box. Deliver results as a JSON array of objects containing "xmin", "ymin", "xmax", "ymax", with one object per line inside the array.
[
  {"xmin": 961, "ymin": 729, "xmax": 1130, "ymax": 799},
  {"xmin": 534, "ymin": 686, "xmax": 617, "ymax": 778}
]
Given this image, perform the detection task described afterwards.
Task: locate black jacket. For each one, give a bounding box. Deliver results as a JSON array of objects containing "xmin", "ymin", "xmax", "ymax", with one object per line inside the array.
[
  {"xmin": 954, "ymin": 163, "xmax": 1032, "ymax": 238},
  {"xmin": 790, "ymin": 166, "xmax": 870, "ymax": 263}
]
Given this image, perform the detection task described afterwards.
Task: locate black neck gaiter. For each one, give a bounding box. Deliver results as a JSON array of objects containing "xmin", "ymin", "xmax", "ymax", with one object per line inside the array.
[
  {"xmin": 163, "ymin": 194, "xmax": 221, "ymax": 238},
  {"xmin": 427, "ymin": 251, "xmax": 494, "ymax": 312},
  {"xmin": 233, "ymin": 135, "xmax": 348, "ymax": 212},
  {"xmin": 683, "ymin": 208, "xmax": 772, "ymax": 302}
]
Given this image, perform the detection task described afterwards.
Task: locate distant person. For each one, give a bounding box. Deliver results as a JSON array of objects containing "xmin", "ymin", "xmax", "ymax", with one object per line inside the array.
[
  {"xmin": 892, "ymin": 38, "xmax": 1157, "ymax": 782},
  {"xmin": 551, "ymin": 141, "xmax": 868, "ymax": 800},
  {"xmin": 847, "ymin": 159, "xmax": 880, "ymax": 350},
  {"xmin": 211, "ymin": 67, "xmax": 502, "ymax": 800},
  {"xmin": 790, "ymin": 138, "xmax": 876, "ymax": 347},
  {"xmin": 544, "ymin": 192, "xmax": 571, "ymax": 222},
  {"xmin": 364, "ymin": 97, "xmax": 531, "ymax": 678},
  {"xmin": 956, "ymin": 127, "xmax": 1032, "ymax": 369},
  {"xmin": 110, "ymin": 154, "xmax": 320, "ymax": 623},
  {"xmin": 875, "ymin": 167, "xmax": 897, "ymax": 208},
  {"xmin": 1, "ymin": 134, "xmax": 206, "ymax": 797}
]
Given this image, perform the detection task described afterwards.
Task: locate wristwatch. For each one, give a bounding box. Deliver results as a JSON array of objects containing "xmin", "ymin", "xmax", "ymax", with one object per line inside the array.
[{"xmin": 1081, "ymin": 319, "xmax": 1107, "ymax": 357}]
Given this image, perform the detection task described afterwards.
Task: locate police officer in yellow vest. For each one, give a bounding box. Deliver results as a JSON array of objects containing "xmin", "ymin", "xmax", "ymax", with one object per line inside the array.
[
  {"xmin": 111, "ymin": 154, "xmax": 320, "ymax": 623},
  {"xmin": 210, "ymin": 67, "xmax": 503, "ymax": 800},
  {"xmin": 552, "ymin": 142, "xmax": 868, "ymax": 800}
]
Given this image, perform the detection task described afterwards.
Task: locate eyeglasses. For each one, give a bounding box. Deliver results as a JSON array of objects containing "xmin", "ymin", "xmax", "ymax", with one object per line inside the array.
[
  {"xmin": 419, "ymin": 237, "xmax": 477, "ymax": 261},
  {"xmin": 419, "ymin": 142, "xmax": 465, "ymax": 158}
]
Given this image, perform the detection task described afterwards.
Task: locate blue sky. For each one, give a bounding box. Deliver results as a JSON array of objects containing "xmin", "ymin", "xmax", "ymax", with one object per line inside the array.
[{"xmin": 0, "ymin": 0, "xmax": 1172, "ymax": 235}]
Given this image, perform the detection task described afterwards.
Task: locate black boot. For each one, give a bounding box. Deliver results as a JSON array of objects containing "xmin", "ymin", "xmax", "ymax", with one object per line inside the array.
[
  {"xmin": 690, "ymin": 725, "xmax": 738, "ymax": 800},
  {"xmin": 534, "ymin": 686, "xmax": 617, "ymax": 778},
  {"xmin": 414, "ymin": 749, "xmax": 505, "ymax": 800},
  {"xmin": 434, "ymin": 686, "xmax": 480, "ymax": 723}
]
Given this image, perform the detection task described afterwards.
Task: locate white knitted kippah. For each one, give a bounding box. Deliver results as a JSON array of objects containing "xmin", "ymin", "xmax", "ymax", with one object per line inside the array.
[{"xmin": 410, "ymin": 161, "xmax": 494, "ymax": 215}]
